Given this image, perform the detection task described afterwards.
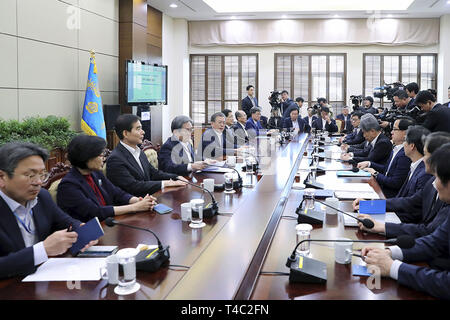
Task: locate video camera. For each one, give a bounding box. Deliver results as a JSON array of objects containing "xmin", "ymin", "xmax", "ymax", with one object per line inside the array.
[
  {"xmin": 374, "ymin": 82, "xmax": 405, "ymax": 103},
  {"xmin": 269, "ymin": 90, "xmax": 282, "ymax": 111},
  {"xmin": 350, "ymin": 95, "xmax": 363, "ymax": 112}
]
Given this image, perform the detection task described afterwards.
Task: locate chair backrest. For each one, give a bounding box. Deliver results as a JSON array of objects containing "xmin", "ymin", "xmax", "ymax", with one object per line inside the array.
[
  {"xmin": 48, "ymin": 179, "xmax": 62, "ymax": 204},
  {"xmin": 42, "ymin": 162, "xmax": 71, "ymax": 190},
  {"xmin": 335, "ymin": 119, "xmax": 344, "ymax": 132},
  {"xmin": 144, "ymin": 148, "xmax": 158, "ymax": 169},
  {"xmin": 140, "ymin": 140, "xmax": 160, "ymax": 169},
  {"xmin": 141, "ymin": 139, "xmax": 160, "ymax": 153}
]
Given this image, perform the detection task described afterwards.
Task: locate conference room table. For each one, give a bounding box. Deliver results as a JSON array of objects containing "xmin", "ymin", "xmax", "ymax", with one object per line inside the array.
[{"xmin": 0, "ymin": 133, "xmax": 435, "ymax": 300}]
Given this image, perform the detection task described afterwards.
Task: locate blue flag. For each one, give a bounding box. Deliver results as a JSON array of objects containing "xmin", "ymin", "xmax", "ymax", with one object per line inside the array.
[{"xmin": 81, "ymin": 52, "xmax": 106, "ymax": 139}]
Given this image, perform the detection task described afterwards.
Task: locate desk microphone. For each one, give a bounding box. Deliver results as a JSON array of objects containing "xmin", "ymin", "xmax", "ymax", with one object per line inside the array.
[
  {"xmin": 104, "ymin": 218, "xmax": 170, "ymax": 272},
  {"xmin": 207, "ymin": 164, "xmax": 243, "ymax": 189},
  {"xmin": 176, "ymin": 178, "xmax": 219, "ymax": 218},
  {"xmin": 285, "ymin": 235, "xmax": 415, "ymax": 283},
  {"xmin": 239, "ymin": 150, "xmax": 260, "ymax": 173},
  {"xmin": 314, "ymin": 199, "xmax": 374, "ymax": 229}
]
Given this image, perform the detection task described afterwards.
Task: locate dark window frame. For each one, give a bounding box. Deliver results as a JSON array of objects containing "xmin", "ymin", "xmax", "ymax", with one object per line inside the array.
[
  {"xmin": 190, "ymin": 53, "xmax": 259, "ymax": 125},
  {"xmin": 363, "ymin": 53, "xmax": 438, "ymax": 108},
  {"xmin": 274, "ymin": 53, "xmax": 347, "ymax": 115}
]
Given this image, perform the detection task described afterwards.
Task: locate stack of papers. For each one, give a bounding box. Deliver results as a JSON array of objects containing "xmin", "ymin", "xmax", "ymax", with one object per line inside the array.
[
  {"xmin": 22, "ymin": 258, "xmax": 106, "ymax": 282},
  {"xmin": 335, "ymin": 191, "xmax": 380, "ymax": 200}
]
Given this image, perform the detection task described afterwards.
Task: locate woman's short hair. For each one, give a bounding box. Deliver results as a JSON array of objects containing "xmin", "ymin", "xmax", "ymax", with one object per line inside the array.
[{"xmin": 67, "ymin": 135, "xmax": 106, "ymax": 169}]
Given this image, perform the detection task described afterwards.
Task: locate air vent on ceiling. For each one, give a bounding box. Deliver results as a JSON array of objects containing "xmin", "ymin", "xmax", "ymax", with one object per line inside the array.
[{"xmin": 178, "ymin": 0, "xmax": 197, "ymax": 12}]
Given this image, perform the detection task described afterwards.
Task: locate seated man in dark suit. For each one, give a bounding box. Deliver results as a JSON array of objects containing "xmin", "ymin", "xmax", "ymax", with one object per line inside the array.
[
  {"xmin": 311, "ymin": 106, "xmax": 338, "ymax": 133},
  {"xmin": 357, "ymin": 117, "xmax": 414, "ymax": 198},
  {"xmin": 58, "ymin": 135, "xmax": 156, "ymax": 222},
  {"xmin": 394, "ymin": 125, "xmax": 432, "ymax": 200},
  {"xmin": 361, "ymin": 144, "xmax": 450, "ymax": 299},
  {"xmin": 339, "ymin": 112, "xmax": 364, "ymax": 146},
  {"xmin": 106, "ymin": 114, "xmax": 187, "ymax": 198},
  {"xmin": 159, "ymin": 116, "xmax": 208, "ymax": 176},
  {"xmin": 232, "ymin": 110, "xmax": 249, "ymax": 146},
  {"xmin": 0, "ymin": 142, "xmax": 97, "ymax": 279},
  {"xmin": 355, "ymin": 132, "xmax": 450, "ymax": 239},
  {"xmin": 336, "ymin": 106, "xmax": 353, "ymax": 133},
  {"xmin": 303, "ymin": 107, "xmax": 318, "ymax": 128},
  {"xmin": 245, "ymin": 107, "xmax": 264, "ymax": 139},
  {"xmin": 241, "ymin": 85, "xmax": 258, "ymax": 118},
  {"xmin": 282, "ymin": 108, "xmax": 310, "ymax": 133},
  {"xmin": 198, "ymin": 112, "xmax": 235, "ymax": 160},
  {"xmin": 416, "ymin": 90, "xmax": 450, "ymax": 133},
  {"xmin": 341, "ymin": 114, "xmax": 392, "ymax": 164}
]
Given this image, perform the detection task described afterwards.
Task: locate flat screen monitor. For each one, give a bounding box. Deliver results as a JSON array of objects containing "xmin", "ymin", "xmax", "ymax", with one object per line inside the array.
[{"xmin": 126, "ymin": 61, "xmax": 167, "ymax": 105}]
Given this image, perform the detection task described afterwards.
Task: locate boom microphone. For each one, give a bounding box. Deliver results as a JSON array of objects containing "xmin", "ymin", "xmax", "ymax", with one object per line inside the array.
[{"xmin": 314, "ymin": 199, "xmax": 374, "ymax": 229}]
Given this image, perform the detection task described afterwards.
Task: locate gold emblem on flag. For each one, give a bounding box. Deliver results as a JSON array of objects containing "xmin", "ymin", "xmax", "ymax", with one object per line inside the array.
[
  {"xmin": 86, "ymin": 102, "xmax": 98, "ymax": 114},
  {"xmin": 87, "ymin": 79, "xmax": 100, "ymax": 97}
]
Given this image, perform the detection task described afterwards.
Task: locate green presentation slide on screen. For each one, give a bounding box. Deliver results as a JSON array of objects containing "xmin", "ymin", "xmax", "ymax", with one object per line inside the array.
[{"xmin": 127, "ymin": 63, "xmax": 167, "ymax": 104}]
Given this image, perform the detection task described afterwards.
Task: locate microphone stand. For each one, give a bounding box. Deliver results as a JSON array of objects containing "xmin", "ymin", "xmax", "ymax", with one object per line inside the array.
[{"xmin": 178, "ymin": 178, "xmax": 219, "ymax": 218}]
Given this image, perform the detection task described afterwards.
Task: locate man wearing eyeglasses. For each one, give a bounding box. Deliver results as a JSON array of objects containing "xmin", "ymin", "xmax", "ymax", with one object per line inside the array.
[
  {"xmin": 0, "ymin": 142, "xmax": 97, "ymax": 279},
  {"xmin": 158, "ymin": 115, "xmax": 208, "ymax": 176},
  {"xmin": 357, "ymin": 117, "xmax": 414, "ymax": 198}
]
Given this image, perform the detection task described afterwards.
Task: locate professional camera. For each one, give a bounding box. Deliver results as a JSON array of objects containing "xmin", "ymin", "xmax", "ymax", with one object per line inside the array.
[
  {"xmin": 269, "ymin": 90, "xmax": 282, "ymax": 111},
  {"xmin": 374, "ymin": 82, "xmax": 405, "ymax": 103},
  {"xmin": 350, "ymin": 95, "xmax": 363, "ymax": 111}
]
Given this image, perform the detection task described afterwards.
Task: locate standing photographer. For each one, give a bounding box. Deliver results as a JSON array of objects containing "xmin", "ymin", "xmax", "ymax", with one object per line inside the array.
[
  {"xmin": 416, "ymin": 90, "xmax": 450, "ymax": 133},
  {"xmin": 405, "ymin": 82, "xmax": 419, "ymax": 110},
  {"xmin": 363, "ymin": 96, "xmax": 377, "ymax": 114}
]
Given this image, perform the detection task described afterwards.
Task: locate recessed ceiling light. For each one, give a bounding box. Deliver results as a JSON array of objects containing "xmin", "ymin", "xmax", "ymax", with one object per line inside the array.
[
  {"xmin": 282, "ymin": 15, "xmax": 287, "ymax": 18},
  {"xmin": 169, "ymin": 3, "xmax": 178, "ymax": 8},
  {"xmin": 333, "ymin": 14, "xmax": 339, "ymax": 18},
  {"xmin": 387, "ymin": 14, "xmax": 393, "ymax": 17},
  {"xmin": 230, "ymin": 16, "xmax": 236, "ymax": 20},
  {"xmin": 203, "ymin": 0, "xmax": 414, "ymax": 12}
]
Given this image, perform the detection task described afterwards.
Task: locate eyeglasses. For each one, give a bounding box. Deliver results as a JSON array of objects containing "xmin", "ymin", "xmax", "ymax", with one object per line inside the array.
[{"xmin": 21, "ymin": 171, "xmax": 50, "ymax": 184}]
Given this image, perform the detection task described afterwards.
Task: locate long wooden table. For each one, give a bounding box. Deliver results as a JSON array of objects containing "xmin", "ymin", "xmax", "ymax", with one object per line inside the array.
[
  {"xmin": 249, "ymin": 142, "xmax": 435, "ymax": 300},
  {"xmin": 0, "ymin": 134, "xmax": 435, "ymax": 300}
]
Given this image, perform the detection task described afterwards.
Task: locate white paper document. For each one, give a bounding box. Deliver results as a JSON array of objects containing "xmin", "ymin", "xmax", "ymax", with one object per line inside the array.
[
  {"xmin": 22, "ymin": 258, "xmax": 106, "ymax": 282},
  {"xmin": 324, "ymin": 183, "xmax": 374, "ymax": 192},
  {"xmin": 335, "ymin": 191, "xmax": 380, "ymax": 200},
  {"xmin": 343, "ymin": 212, "xmax": 359, "ymax": 227}
]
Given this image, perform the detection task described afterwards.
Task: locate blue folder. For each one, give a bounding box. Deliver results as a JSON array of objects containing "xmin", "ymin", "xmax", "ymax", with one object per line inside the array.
[
  {"xmin": 359, "ymin": 200, "xmax": 386, "ymax": 214},
  {"xmin": 70, "ymin": 217, "xmax": 104, "ymax": 255}
]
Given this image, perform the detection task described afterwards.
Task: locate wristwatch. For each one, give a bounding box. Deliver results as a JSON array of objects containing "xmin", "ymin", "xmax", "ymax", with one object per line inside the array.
[{"xmin": 372, "ymin": 171, "xmax": 379, "ymax": 177}]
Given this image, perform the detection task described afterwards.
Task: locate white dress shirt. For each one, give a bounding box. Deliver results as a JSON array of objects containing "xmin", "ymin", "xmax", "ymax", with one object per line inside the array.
[
  {"xmin": 0, "ymin": 190, "xmax": 48, "ymax": 266},
  {"xmin": 248, "ymin": 95, "xmax": 256, "ymax": 107},
  {"xmin": 370, "ymin": 132, "xmax": 381, "ymax": 148},
  {"xmin": 408, "ymin": 157, "xmax": 424, "ymax": 181},
  {"xmin": 120, "ymin": 141, "xmax": 166, "ymax": 189},
  {"xmin": 213, "ymin": 129, "xmax": 223, "ymax": 147},
  {"xmin": 386, "ymin": 144, "xmax": 404, "ymax": 174},
  {"xmin": 292, "ymin": 119, "xmax": 300, "ymax": 130},
  {"xmin": 120, "ymin": 141, "xmax": 145, "ymax": 173}
]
